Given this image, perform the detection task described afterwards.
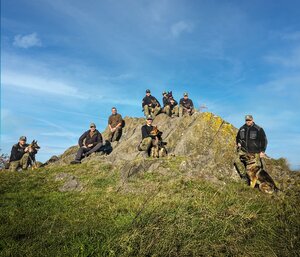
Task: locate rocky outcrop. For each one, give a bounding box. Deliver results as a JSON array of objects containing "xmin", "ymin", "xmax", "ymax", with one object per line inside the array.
[{"xmin": 46, "ymin": 112, "xmax": 296, "ymax": 190}]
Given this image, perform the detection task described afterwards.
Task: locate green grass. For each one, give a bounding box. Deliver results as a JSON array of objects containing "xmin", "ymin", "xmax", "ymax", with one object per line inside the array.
[{"xmin": 0, "ymin": 160, "xmax": 299, "ymax": 257}]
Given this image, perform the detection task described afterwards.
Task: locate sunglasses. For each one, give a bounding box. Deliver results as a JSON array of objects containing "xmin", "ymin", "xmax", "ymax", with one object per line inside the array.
[
  {"xmin": 90, "ymin": 126, "xmax": 95, "ymax": 128},
  {"xmin": 245, "ymin": 120, "xmax": 252, "ymax": 121}
]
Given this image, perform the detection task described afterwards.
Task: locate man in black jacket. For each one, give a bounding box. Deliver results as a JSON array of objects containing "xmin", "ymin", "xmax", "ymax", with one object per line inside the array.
[
  {"xmin": 71, "ymin": 123, "xmax": 103, "ymax": 164},
  {"xmin": 162, "ymin": 91, "xmax": 171, "ymax": 116},
  {"xmin": 142, "ymin": 89, "xmax": 161, "ymax": 119},
  {"xmin": 169, "ymin": 97, "xmax": 179, "ymax": 117},
  {"xmin": 235, "ymin": 115, "xmax": 268, "ymax": 186},
  {"xmin": 138, "ymin": 116, "xmax": 155, "ymax": 154},
  {"xmin": 179, "ymin": 92, "xmax": 194, "ymax": 117},
  {"xmin": 9, "ymin": 136, "xmax": 36, "ymax": 171}
]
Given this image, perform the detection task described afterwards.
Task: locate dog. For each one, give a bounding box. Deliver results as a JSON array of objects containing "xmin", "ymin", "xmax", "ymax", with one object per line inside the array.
[
  {"xmin": 234, "ymin": 150, "xmax": 278, "ymax": 194},
  {"xmin": 150, "ymin": 99, "xmax": 160, "ymax": 110},
  {"xmin": 149, "ymin": 126, "xmax": 167, "ymax": 158},
  {"xmin": 256, "ymin": 169, "xmax": 279, "ymax": 194},
  {"xmin": 253, "ymin": 158, "xmax": 279, "ymax": 194},
  {"xmin": 27, "ymin": 140, "xmax": 41, "ymax": 169}
]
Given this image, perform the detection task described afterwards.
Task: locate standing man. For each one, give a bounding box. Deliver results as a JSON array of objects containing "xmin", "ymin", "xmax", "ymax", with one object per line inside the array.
[
  {"xmin": 70, "ymin": 123, "xmax": 103, "ymax": 164},
  {"xmin": 142, "ymin": 89, "xmax": 161, "ymax": 119},
  {"xmin": 9, "ymin": 136, "xmax": 36, "ymax": 171},
  {"xmin": 108, "ymin": 107, "xmax": 123, "ymax": 142},
  {"xmin": 179, "ymin": 92, "xmax": 194, "ymax": 117},
  {"xmin": 235, "ymin": 115, "xmax": 268, "ymax": 187}
]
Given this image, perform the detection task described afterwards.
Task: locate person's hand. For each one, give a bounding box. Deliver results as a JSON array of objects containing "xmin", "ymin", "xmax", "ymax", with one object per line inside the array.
[
  {"xmin": 237, "ymin": 143, "xmax": 241, "ymax": 147},
  {"xmin": 24, "ymin": 147, "xmax": 29, "ymax": 152},
  {"xmin": 88, "ymin": 144, "xmax": 93, "ymax": 148},
  {"xmin": 260, "ymin": 152, "xmax": 266, "ymax": 158}
]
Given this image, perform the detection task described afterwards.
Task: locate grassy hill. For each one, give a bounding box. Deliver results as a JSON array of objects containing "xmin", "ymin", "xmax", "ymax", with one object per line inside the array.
[
  {"xmin": 1, "ymin": 158, "xmax": 299, "ymax": 257},
  {"xmin": 1, "ymin": 113, "xmax": 300, "ymax": 256}
]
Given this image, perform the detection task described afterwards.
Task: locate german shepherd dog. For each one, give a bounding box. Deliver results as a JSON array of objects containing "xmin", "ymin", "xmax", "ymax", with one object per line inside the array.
[
  {"xmin": 235, "ymin": 152, "xmax": 278, "ymax": 194},
  {"xmin": 254, "ymin": 157, "xmax": 279, "ymax": 194},
  {"xmin": 150, "ymin": 99, "xmax": 160, "ymax": 110},
  {"xmin": 150, "ymin": 126, "xmax": 167, "ymax": 158},
  {"xmin": 28, "ymin": 140, "xmax": 41, "ymax": 169}
]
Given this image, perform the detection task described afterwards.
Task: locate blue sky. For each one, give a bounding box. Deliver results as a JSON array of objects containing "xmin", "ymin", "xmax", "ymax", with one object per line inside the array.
[{"xmin": 1, "ymin": 0, "xmax": 300, "ymax": 169}]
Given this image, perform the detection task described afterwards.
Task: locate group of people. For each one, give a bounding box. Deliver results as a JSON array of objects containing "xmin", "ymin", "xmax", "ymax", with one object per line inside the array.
[
  {"xmin": 142, "ymin": 89, "xmax": 195, "ymax": 119},
  {"xmin": 70, "ymin": 107, "xmax": 123, "ymax": 164},
  {"xmin": 7, "ymin": 90, "xmax": 273, "ymax": 192}
]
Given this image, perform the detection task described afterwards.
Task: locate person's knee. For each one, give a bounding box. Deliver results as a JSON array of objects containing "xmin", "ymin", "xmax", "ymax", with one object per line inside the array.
[{"xmin": 9, "ymin": 161, "xmax": 19, "ymax": 171}]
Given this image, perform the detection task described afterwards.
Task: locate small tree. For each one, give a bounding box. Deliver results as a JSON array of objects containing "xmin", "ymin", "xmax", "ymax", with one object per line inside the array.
[{"xmin": 0, "ymin": 150, "xmax": 9, "ymax": 170}]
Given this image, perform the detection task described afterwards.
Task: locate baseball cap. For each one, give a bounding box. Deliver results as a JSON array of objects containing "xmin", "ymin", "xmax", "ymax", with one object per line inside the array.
[
  {"xmin": 183, "ymin": 92, "xmax": 188, "ymax": 96},
  {"xmin": 245, "ymin": 115, "xmax": 253, "ymax": 121},
  {"xmin": 90, "ymin": 123, "xmax": 96, "ymax": 127},
  {"xmin": 146, "ymin": 115, "xmax": 153, "ymax": 120},
  {"xmin": 146, "ymin": 89, "xmax": 151, "ymax": 93},
  {"xmin": 19, "ymin": 136, "xmax": 27, "ymax": 141},
  {"xmin": 162, "ymin": 91, "xmax": 167, "ymax": 95}
]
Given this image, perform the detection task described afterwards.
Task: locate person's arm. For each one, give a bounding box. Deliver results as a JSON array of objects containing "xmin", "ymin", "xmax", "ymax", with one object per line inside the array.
[
  {"xmin": 141, "ymin": 126, "xmax": 150, "ymax": 139},
  {"xmin": 115, "ymin": 114, "xmax": 123, "ymax": 128},
  {"xmin": 154, "ymin": 97, "xmax": 161, "ymax": 107},
  {"xmin": 108, "ymin": 116, "xmax": 113, "ymax": 130},
  {"xmin": 10, "ymin": 145, "xmax": 18, "ymax": 161},
  {"xmin": 236, "ymin": 129, "xmax": 241, "ymax": 147},
  {"xmin": 142, "ymin": 97, "xmax": 146, "ymax": 108},
  {"xmin": 95, "ymin": 132, "xmax": 103, "ymax": 146},
  {"xmin": 163, "ymin": 97, "xmax": 168, "ymax": 107},
  {"xmin": 259, "ymin": 128, "xmax": 267, "ymax": 153},
  {"xmin": 179, "ymin": 98, "xmax": 183, "ymax": 107},
  {"xmin": 190, "ymin": 99, "xmax": 194, "ymax": 109},
  {"xmin": 78, "ymin": 131, "xmax": 87, "ymax": 147}
]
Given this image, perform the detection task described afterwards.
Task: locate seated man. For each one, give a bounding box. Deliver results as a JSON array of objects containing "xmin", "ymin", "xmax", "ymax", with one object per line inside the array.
[
  {"xmin": 169, "ymin": 97, "xmax": 179, "ymax": 117},
  {"xmin": 179, "ymin": 92, "xmax": 195, "ymax": 117},
  {"xmin": 9, "ymin": 136, "xmax": 37, "ymax": 171},
  {"xmin": 142, "ymin": 89, "xmax": 161, "ymax": 119},
  {"xmin": 70, "ymin": 123, "xmax": 103, "ymax": 164},
  {"xmin": 108, "ymin": 107, "xmax": 123, "ymax": 142},
  {"xmin": 162, "ymin": 91, "xmax": 171, "ymax": 116},
  {"xmin": 138, "ymin": 116, "xmax": 166, "ymax": 157},
  {"xmin": 138, "ymin": 115, "xmax": 155, "ymax": 155}
]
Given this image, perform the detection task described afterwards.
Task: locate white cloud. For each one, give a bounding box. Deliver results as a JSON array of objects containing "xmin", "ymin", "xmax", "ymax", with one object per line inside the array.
[
  {"xmin": 2, "ymin": 70, "xmax": 87, "ymax": 99},
  {"xmin": 170, "ymin": 21, "xmax": 193, "ymax": 38},
  {"xmin": 264, "ymin": 46, "xmax": 300, "ymax": 68},
  {"xmin": 257, "ymin": 76, "xmax": 300, "ymax": 97},
  {"xmin": 13, "ymin": 33, "xmax": 42, "ymax": 48},
  {"xmin": 40, "ymin": 132, "xmax": 78, "ymax": 138}
]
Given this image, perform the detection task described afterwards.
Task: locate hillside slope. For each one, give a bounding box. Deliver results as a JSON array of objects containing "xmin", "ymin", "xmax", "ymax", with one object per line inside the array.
[{"xmin": 1, "ymin": 112, "xmax": 299, "ymax": 257}]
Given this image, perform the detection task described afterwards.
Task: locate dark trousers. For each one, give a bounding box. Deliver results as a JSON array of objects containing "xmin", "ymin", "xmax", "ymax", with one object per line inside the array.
[{"xmin": 75, "ymin": 143, "xmax": 104, "ymax": 161}]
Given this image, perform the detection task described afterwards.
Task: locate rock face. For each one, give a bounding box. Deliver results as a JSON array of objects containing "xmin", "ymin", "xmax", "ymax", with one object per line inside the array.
[
  {"xmin": 49, "ymin": 112, "xmax": 296, "ymax": 190},
  {"xmin": 55, "ymin": 173, "xmax": 83, "ymax": 192}
]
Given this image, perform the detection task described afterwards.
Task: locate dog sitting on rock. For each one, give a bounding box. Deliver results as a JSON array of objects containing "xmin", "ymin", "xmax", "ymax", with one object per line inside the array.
[
  {"xmin": 149, "ymin": 126, "xmax": 167, "ymax": 158},
  {"xmin": 27, "ymin": 140, "xmax": 41, "ymax": 170}
]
